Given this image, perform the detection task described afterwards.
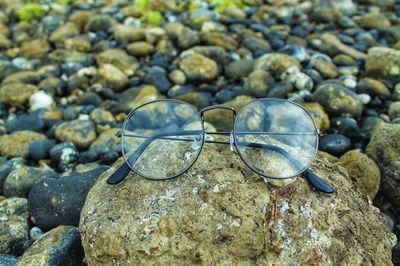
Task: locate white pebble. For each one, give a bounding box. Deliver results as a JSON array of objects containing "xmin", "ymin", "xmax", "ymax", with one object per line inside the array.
[
  {"xmin": 29, "ymin": 91, "xmax": 53, "ymax": 111},
  {"xmin": 357, "ymin": 93, "xmax": 371, "ymax": 104}
]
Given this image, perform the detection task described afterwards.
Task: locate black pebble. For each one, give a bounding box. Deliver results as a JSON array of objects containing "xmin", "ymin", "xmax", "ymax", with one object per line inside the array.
[
  {"xmin": 28, "ymin": 166, "xmax": 109, "ymax": 230},
  {"xmin": 29, "ymin": 139, "xmax": 56, "ymax": 161},
  {"xmin": 319, "ymin": 133, "xmax": 351, "ymax": 156}
]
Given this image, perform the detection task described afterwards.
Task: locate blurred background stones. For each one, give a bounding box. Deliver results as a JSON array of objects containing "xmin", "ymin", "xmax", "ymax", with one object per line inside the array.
[{"xmin": 0, "ymin": 0, "xmax": 399, "ymax": 264}]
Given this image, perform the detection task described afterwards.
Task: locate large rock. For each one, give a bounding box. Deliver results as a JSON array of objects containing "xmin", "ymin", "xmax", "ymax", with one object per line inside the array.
[
  {"xmin": 29, "ymin": 167, "xmax": 109, "ymax": 230},
  {"xmin": 365, "ymin": 47, "xmax": 400, "ymax": 84},
  {"xmin": 16, "ymin": 226, "xmax": 85, "ymax": 266},
  {"xmin": 366, "ymin": 122, "xmax": 400, "ymax": 211},
  {"xmin": 80, "ymin": 144, "xmax": 394, "ymax": 265},
  {"xmin": 0, "ymin": 198, "xmax": 29, "ymax": 255},
  {"xmin": 336, "ymin": 150, "xmax": 381, "ymax": 199}
]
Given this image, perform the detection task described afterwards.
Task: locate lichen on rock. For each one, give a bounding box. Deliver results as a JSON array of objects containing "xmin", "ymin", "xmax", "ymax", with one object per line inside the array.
[{"xmin": 80, "ymin": 143, "xmax": 394, "ymax": 265}]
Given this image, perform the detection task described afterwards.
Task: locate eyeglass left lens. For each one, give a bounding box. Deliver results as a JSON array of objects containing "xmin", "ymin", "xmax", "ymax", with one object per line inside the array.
[{"xmin": 121, "ymin": 100, "xmax": 204, "ymax": 180}]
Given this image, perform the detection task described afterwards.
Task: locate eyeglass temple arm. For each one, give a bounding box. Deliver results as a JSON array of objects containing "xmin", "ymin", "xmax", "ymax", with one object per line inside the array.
[
  {"xmin": 106, "ymin": 130, "xmax": 202, "ymax": 185},
  {"xmin": 106, "ymin": 130, "xmax": 334, "ymax": 193}
]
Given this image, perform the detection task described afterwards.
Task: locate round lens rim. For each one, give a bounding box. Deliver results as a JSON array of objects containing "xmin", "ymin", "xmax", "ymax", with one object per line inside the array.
[
  {"xmin": 121, "ymin": 99, "xmax": 205, "ymax": 180},
  {"xmin": 233, "ymin": 97, "xmax": 319, "ymax": 180}
]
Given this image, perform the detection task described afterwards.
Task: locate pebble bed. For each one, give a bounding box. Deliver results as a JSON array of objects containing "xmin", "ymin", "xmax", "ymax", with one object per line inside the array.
[{"xmin": 0, "ymin": 0, "xmax": 399, "ymax": 264}]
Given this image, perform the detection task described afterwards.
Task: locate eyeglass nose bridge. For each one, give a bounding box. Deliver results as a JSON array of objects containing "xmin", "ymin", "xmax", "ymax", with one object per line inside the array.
[{"xmin": 199, "ymin": 105, "xmax": 237, "ymax": 120}]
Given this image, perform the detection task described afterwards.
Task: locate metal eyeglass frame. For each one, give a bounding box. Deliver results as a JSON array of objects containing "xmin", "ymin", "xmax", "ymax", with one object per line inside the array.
[{"xmin": 106, "ymin": 98, "xmax": 334, "ymax": 194}]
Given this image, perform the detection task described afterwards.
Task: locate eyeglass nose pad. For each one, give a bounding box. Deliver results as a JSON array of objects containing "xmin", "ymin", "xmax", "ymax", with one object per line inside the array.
[
  {"xmin": 229, "ymin": 131, "xmax": 234, "ymax": 152},
  {"xmin": 191, "ymin": 133, "xmax": 203, "ymax": 150}
]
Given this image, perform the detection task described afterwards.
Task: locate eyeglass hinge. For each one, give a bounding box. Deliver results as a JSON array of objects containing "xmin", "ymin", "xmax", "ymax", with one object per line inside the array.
[{"xmin": 116, "ymin": 130, "xmax": 123, "ymax": 138}]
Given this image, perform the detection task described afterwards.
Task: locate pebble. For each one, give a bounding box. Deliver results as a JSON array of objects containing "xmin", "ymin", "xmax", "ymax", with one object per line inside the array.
[
  {"xmin": 319, "ymin": 133, "xmax": 352, "ymax": 156},
  {"xmin": 0, "ymin": 197, "xmax": 29, "ymax": 255},
  {"xmin": 179, "ymin": 53, "xmax": 218, "ymax": 81},
  {"xmin": 0, "ymin": 158, "xmax": 25, "ymax": 195},
  {"xmin": 0, "ymin": 131, "xmax": 47, "ymax": 158},
  {"xmin": 54, "ymin": 119, "xmax": 97, "ymax": 149},
  {"xmin": 331, "ymin": 117, "xmax": 361, "ymax": 140},
  {"xmin": 17, "ymin": 226, "xmax": 84, "ymax": 266},
  {"xmin": 168, "ymin": 69, "xmax": 186, "ymax": 85},
  {"xmin": 0, "ymin": 84, "xmax": 38, "ymax": 107},
  {"xmin": 3, "ymin": 166, "xmax": 58, "ymax": 198},
  {"xmin": 29, "ymin": 91, "xmax": 54, "ymax": 111},
  {"xmin": 90, "ymin": 109, "xmax": 116, "ymax": 133},
  {"xmin": 357, "ymin": 78, "xmax": 391, "ymax": 99},
  {"xmin": 243, "ymin": 69, "xmax": 275, "ymax": 97},
  {"xmin": 225, "ymin": 59, "xmax": 255, "ymax": 80},
  {"xmin": 313, "ymin": 82, "xmax": 363, "ymax": 117},
  {"xmin": 49, "ymin": 142, "xmax": 79, "ymax": 172},
  {"xmin": 6, "ymin": 111, "xmax": 45, "ymax": 133},
  {"xmin": 127, "ymin": 41, "xmax": 155, "ymax": 56},
  {"xmin": 29, "ymin": 227, "xmax": 44, "ymax": 241},
  {"xmin": 144, "ymin": 66, "xmax": 171, "ymax": 93},
  {"xmin": 89, "ymin": 128, "xmax": 120, "ymax": 156},
  {"xmin": 389, "ymin": 102, "xmax": 400, "ymax": 120}
]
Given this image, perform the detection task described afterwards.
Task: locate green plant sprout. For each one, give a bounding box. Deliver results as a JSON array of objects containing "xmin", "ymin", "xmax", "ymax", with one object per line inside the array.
[{"xmin": 17, "ymin": 3, "xmax": 45, "ymax": 22}]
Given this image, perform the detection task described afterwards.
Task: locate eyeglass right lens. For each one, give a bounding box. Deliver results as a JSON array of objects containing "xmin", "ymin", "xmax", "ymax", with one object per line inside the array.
[
  {"xmin": 234, "ymin": 99, "xmax": 319, "ymax": 179},
  {"xmin": 121, "ymin": 100, "xmax": 204, "ymax": 180}
]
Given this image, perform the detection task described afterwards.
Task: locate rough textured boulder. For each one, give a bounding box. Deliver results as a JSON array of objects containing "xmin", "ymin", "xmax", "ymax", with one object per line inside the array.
[
  {"xmin": 80, "ymin": 143, "xmax": 394, "ymax": 265},
  {"xmin": 366, "ymin": 122, "xmax": 400, "ymax": 212}
]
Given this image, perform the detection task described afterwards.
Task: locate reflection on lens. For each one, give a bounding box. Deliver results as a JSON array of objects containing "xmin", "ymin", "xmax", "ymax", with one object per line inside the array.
[
  {"xmin": 122, "ymin": 100, "xmax": 204, "ymax": 180},
  {"xmin": 234, "ymin": 99, "xmax": 318, "ymax": 179}
]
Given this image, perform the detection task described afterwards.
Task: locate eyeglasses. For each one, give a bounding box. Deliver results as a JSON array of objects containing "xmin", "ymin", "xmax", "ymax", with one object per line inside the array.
[{"xmin": 106, "ymin": 98, "xmax": 334, "ymax": 194}]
